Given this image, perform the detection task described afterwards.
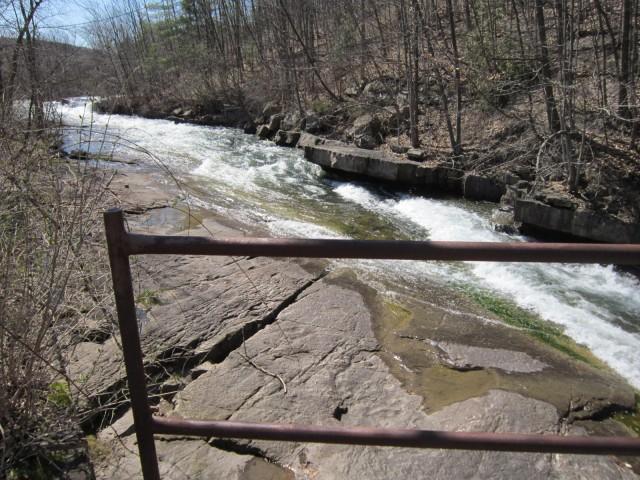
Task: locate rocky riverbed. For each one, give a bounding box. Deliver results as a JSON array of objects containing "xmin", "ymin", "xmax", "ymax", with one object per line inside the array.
[{"xmin": 69, "ymin": 167, "xmax": 639, "ymax": 479}]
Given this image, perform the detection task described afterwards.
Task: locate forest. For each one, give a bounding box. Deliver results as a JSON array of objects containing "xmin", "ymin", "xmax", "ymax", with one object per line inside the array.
[
  {"xmin": 82, "ymin": 0, "xmax": 640, "ymax": 198},
  {"xmin": 2, "ymin": 0, "xmax": 639, "ymax": 206}
]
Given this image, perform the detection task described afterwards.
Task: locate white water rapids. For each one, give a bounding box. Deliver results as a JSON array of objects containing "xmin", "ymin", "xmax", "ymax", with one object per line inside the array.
[{"xmin": 57, "ymin": 98, "xmax": 640, "ymax": 389}]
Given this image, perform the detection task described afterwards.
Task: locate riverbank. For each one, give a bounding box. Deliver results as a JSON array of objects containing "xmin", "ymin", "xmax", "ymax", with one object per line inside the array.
[
  {"xmin": 72, "ymin": 165, "xmax": 640, "ymax": 478},
  {"xmin": 59, "ymin": 97, "xmax": 640, "ymax": 392},
  {"xmin": 95, "ymin": 96, "xmax": 640, "ymax": 245}
]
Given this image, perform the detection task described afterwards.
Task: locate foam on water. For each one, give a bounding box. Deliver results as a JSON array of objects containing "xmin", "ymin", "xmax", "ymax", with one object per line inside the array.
[
  {"xmin": 268, "ymin": 218, "xmax": 345, "ymax": 239},
  {"xmin": 333, "ymin": 183, "xmax": 640, "ymax": 387},
  {"xmin": 57, "ymin": 99, "xmax": 640, "ymax": 388}
]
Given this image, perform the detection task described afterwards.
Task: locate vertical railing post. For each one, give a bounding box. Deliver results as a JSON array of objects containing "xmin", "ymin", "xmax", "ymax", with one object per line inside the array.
[{"xmin": 104, "ymin": 209, "xmax": 161, "ymax": 480}]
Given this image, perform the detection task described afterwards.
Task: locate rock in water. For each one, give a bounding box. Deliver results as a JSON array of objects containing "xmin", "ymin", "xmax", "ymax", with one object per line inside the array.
[
  {"xmin": 243, "ymin": 120, "xmax": 257, "ymax": 135},
  {"xmin": 256, "ymin": 124, "xmax": 271, "ymax": 139},
  {"xmin": 267, "ymin": 113, "xmax": 284, "ymax": 133},
  {"xmin": 274, "ymin": 130, "xmax": 301, "ymax": 148}
]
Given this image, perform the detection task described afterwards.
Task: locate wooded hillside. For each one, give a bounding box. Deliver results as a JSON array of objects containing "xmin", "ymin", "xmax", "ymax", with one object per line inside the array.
[
  {"xmin": 84, "ymin": 0, "xmax": 640, "ymax": 219},
  {"xmin": 88, "ymin": 3, "xmax": 636, "ymax": 138}
]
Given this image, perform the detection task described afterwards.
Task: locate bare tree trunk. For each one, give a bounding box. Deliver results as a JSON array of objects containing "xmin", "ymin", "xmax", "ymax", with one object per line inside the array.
[
  {"xmin": 446, "ymin": 0, "xmax": 463, "ymax": 154},
  {"xmin": 402, "ymin": 0, "xmax": 420, "ymax": 147},
  {"xmin": 535, "ymin": 0, "xmax": 561, "ymax": 133},
  {"xmin": 276, "ymin": 0, "xmax": 340, "ymax": 102},
  {"xmin": 463, "ymin": 0, "xmax": 473, "ymax": 31},
  {"xmin": 619, "ymin": 0, "xmax": 633, "ymax": 119},
  {"xmin": 2, "ymin": 0, "xmax": 46, "ymax": 126},
  {"xmin": 413, "ymin": 0, "xmax": 458, "ymax": 156},
  {"xmin": 555, "ymin": 0, "xmax": 577, "ymax": 190}
]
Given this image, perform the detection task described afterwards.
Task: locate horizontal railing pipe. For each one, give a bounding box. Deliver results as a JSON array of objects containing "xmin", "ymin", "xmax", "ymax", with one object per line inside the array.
[
  {"xmin": 151, "ymin": 417, "xmax": 640, "ymax": 455},
  {"xmin": 126, "ymin": 233, "xmax": 640, "ymax": 265}
]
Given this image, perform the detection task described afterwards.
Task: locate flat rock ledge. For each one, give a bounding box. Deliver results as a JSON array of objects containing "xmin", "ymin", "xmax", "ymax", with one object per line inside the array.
[
  {"xmin": 434, "ymin": 342, "xmax": 549, "ymax": 373},
  {"xmin": 93, "ymin": 273, "xmax": 636, "ymax": 480},
  {"xmin": 67, "ymin": 214, "xmax": 328, "ymax": 427},
  {"xmin": 515, "ymin": 198, "xmax": 640, "ymax": 243},
  {"xmin": 303, "ymin": 143, "xmax": 467, "ymax": 195},
  {"xmin": 301, "ymin": 142, "xmax": 639, "ymax": 243}
]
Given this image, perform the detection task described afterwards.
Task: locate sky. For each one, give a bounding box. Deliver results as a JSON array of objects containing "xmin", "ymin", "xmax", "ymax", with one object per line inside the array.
[
  {"xmin": 3, "ymin": 0, "xmax": 155, "ymax": 48},
  {"xmin": 38, "ymin": 1, "xmax": 93, "ymax": 46},
  {"xmin": 0, "ymin": 0, "xmax": 96, "ymax": 46}
]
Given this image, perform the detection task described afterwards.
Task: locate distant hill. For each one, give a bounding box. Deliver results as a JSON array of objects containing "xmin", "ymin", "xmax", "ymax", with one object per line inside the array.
[{"xmin": 0, "ymin": 37, "xmax": 114, "ymax": 99}]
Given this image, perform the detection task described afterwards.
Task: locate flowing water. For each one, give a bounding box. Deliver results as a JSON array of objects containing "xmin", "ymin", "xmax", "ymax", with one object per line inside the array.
[{"xmin": 56, "ymin": 98, "xmax": 640, "ymax": 389}]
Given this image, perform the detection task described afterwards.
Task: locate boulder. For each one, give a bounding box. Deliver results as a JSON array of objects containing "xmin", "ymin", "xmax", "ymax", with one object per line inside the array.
[
  {"xmin": 390, "ymin": 143, "xmax": 409, "ymax": 154},
  {"xmin": 256, "ymin": 124, "xmax": 271, "ymax": 139},
  {"xmin": 354, "ymin": 134, "xmax": 378, "ymax": 150},
  {"xmin": 491, "ymin": 208, "xmax": 520, "ymax": 235},
  {"xmin": 545, "ymin": 194, "xmax": 578, "ymax": 210},
  {"xmin": 363, "ymin": 79, "xmax": 388, "ymax": 99},
  {"xmin": 274, "ymin": 130, "xmax": 301, "ymax": 148},
  {"xmin": 262, "ymin": 101, "xmax": 281, "ymax": 119},
  {"xmin": 304, "ymin": 114, "xmax": 334, "ymax": 134},
  {"xmin": 381, "ymin": 106, "xmax": 410, "ymax": 132},
  {"xmin": 281, "ymin": 112, "xmax": 303, "ymax": 131},
  {"xmin": 511, "ymin": 165, "xmax": 535, "ymax": 181},
  {"xmin": 350, "ymin": 114, "xmax": 381, "ymax": 149},
  {"xmin": 304, "ymin": 114, "xmax": 321, "ymax": 133},
  {"xmin": 166, "ymin": 115, "xmax": 184, "ymax": 124},
  {"xmin": 242, "ymin": 120, "xmax": 257, "ymax": 135},
  {"xmin": 344, "ymin": 86, "xmax": 359, "ymax": 97},
  {"xmin": 407, "ymin": 148, "xmax": 425, "ymax": 161},
  {"xmin": 286, "ymin": 131, "xmax": 301, "ymax": 147},
  {"xmin": 297, "ymin": 132, "xmax": 324, "ymax": 149},
  {"xmin": 267, "ymin": 113, "xmax": 284, "ymax": 133},
  {"xmin": 351, "ymin": 113, "xmax": 381, "ymax": 137},
  {"xmin": 273, "ymin": 129, "xmax": 287, "ymax": 146}
]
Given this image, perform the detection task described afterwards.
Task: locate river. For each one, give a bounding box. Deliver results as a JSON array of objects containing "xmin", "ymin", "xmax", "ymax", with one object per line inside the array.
[{"xmin": 57, "ymin": 98, "xmax": 640, "ymax": 389}]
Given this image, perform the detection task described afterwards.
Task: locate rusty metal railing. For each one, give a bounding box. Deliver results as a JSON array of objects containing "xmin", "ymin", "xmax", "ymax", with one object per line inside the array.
[{"xmin": 104, "ymin": 208, "xmax": 640, "ymax": 480}]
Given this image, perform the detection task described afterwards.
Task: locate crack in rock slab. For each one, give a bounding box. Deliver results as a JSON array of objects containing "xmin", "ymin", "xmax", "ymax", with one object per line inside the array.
[{"xmin": 67, "ymin": 243, "xmax": 325, "ymax": 424}]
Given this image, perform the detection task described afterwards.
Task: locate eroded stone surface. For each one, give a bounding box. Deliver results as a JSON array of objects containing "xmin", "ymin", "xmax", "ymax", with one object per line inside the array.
[
  {"xmin": 375, "ymin": 284, "xmax": 636, "ymax": 416},
  {"xmin": 435, "ymin": 341, "xmax": 549, "ymax": 373},
  {"xmin": 163, "ymin": 275, "xmax": 636, "ymax": 480},
  {"xmin": 69, "ymin": 189, "xmax": 326, "ymax": 422}
]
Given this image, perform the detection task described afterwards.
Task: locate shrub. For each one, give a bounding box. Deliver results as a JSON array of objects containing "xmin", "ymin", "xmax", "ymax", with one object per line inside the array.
[{"xmin": 0, "ymin": 122, "xmax": 111, "ymax": 478}]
